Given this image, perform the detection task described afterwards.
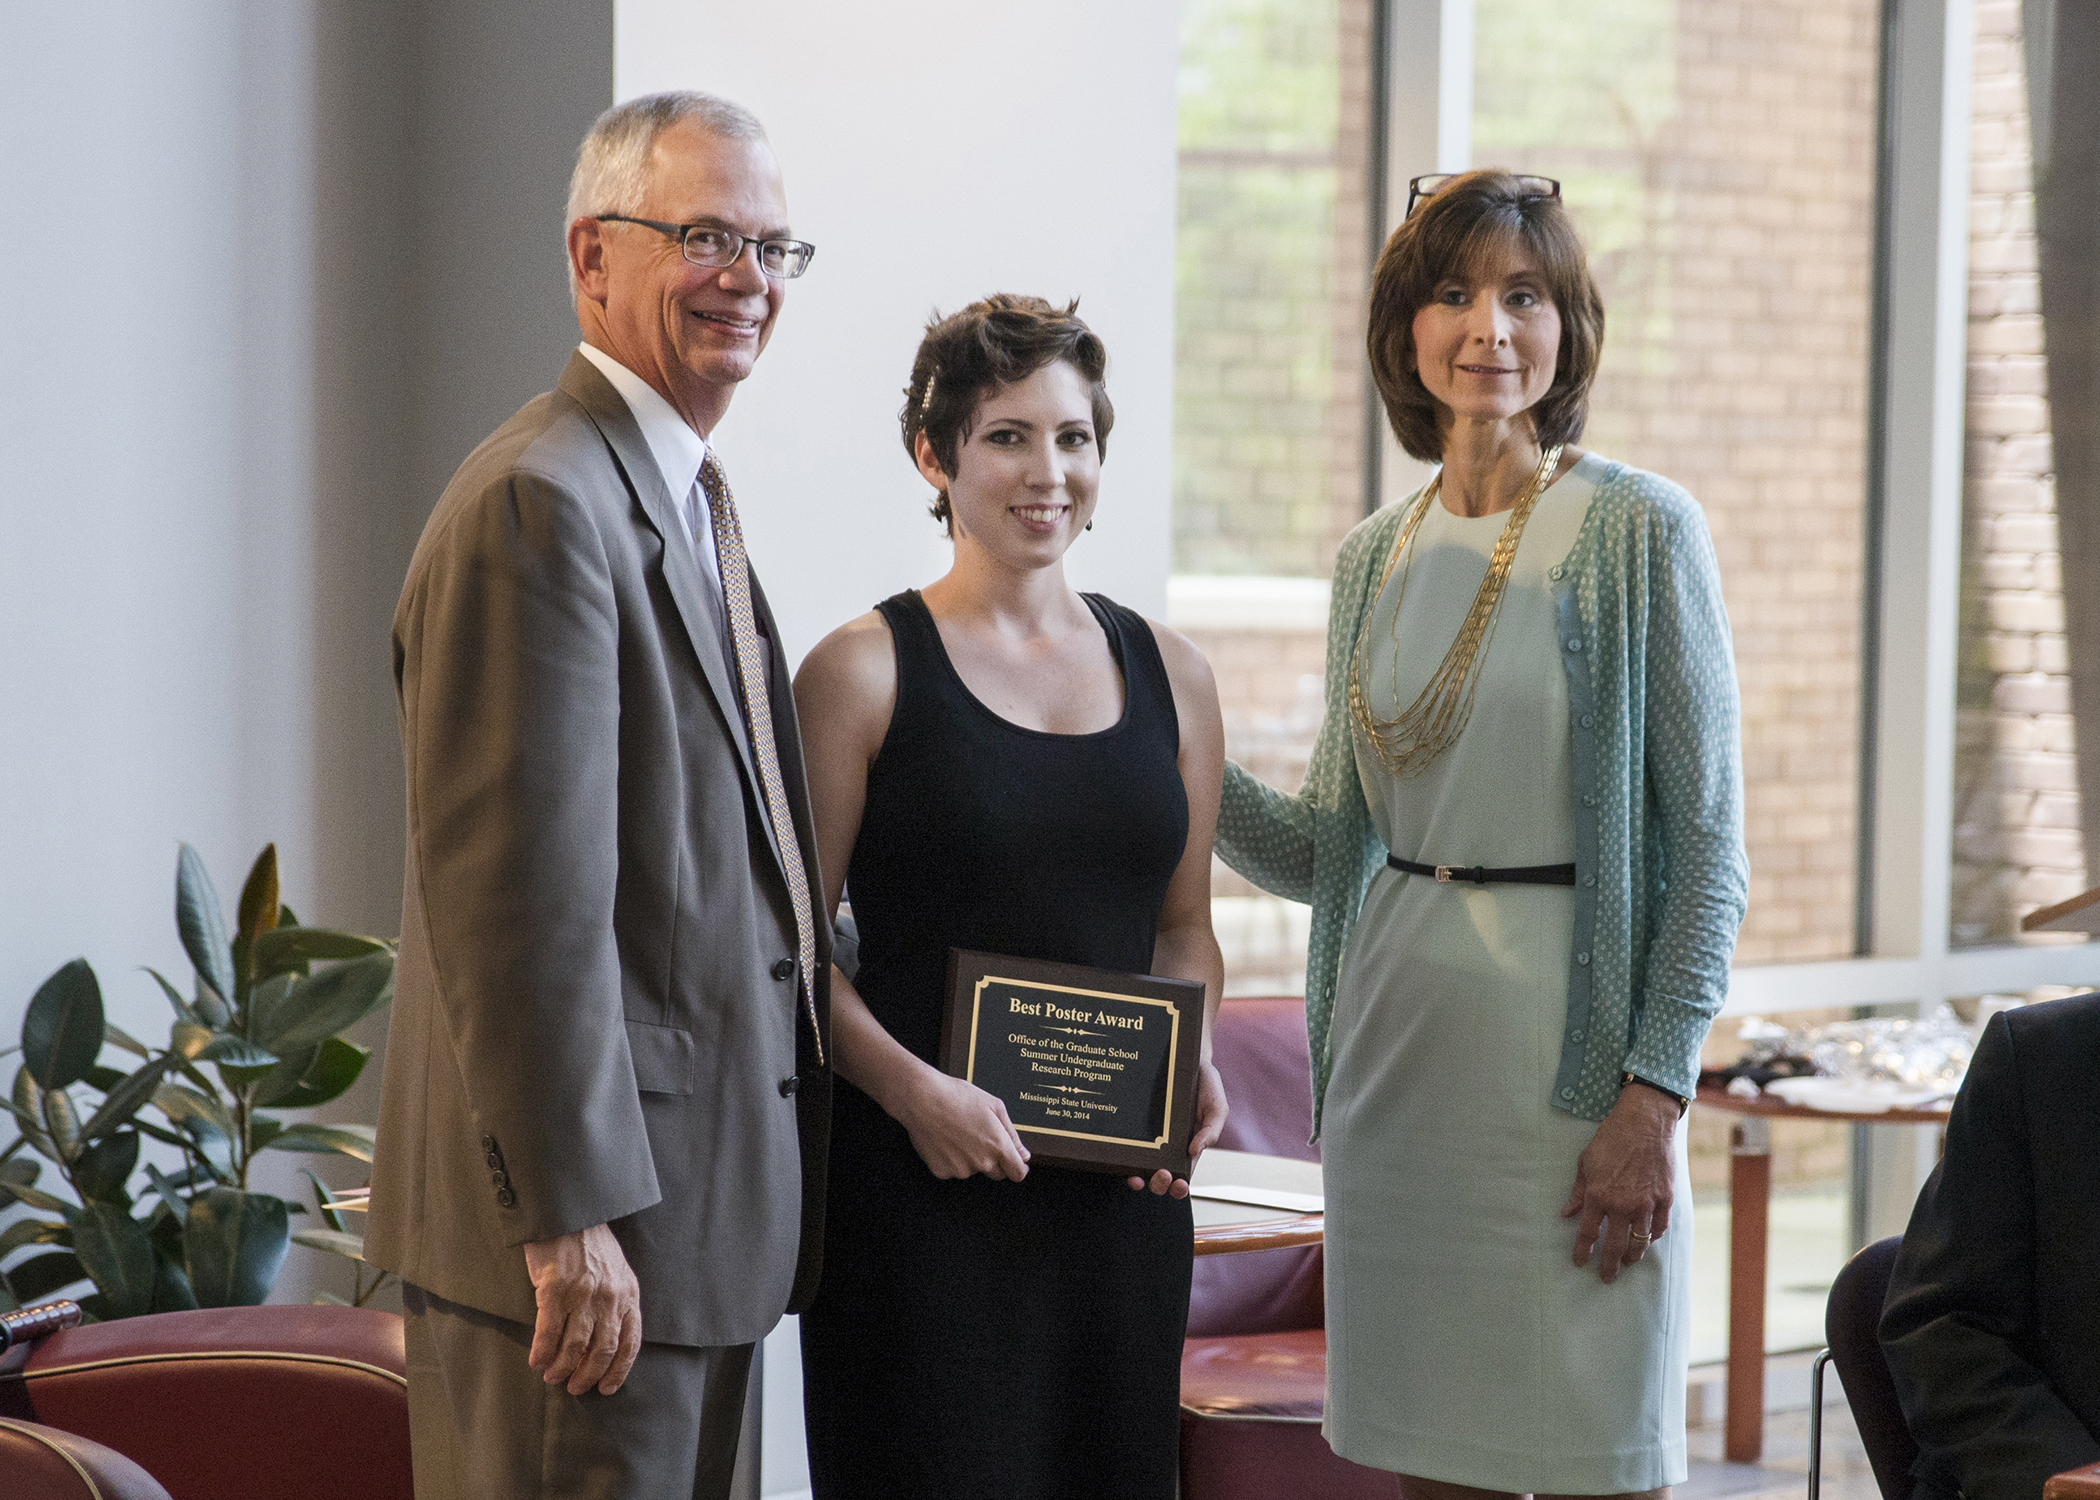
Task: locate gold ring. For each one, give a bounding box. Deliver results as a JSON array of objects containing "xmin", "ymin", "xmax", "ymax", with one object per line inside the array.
[{"xmin": 1629, "ymin": 1229, "xmax": 1653, "ymax": 1241}]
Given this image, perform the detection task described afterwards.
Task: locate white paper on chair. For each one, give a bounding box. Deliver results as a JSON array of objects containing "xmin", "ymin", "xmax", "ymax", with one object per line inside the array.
[{"xmin": 1187, "ymin": 1184, "xmax": 1325, "ymax": 1214}]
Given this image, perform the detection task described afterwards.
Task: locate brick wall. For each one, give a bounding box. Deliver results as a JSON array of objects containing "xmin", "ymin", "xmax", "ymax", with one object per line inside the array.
[
  {"xmin": 1949, "ymin": 0, "xmax": 2089, "ymax": 943},
  {"xmin": 1174, "ymin": 0, "xmax": 1374, "ymax": 579}
]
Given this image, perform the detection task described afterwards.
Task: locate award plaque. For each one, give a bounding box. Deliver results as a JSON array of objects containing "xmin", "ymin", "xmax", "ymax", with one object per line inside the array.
[{"xmin": 939, "ymin": 948, "xmax": 1206, "ymax": 1179}]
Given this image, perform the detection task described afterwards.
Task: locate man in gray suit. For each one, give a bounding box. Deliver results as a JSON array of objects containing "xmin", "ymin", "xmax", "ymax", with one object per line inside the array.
[{"xmin": 366, "ymin": 91, "xmax": 830, "ymax": 1499}]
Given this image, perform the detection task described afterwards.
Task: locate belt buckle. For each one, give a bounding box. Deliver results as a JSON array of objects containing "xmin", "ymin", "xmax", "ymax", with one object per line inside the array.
[{"xmin": 1435, "ymin": 865, "xmax": 1454, "ymax": 883}]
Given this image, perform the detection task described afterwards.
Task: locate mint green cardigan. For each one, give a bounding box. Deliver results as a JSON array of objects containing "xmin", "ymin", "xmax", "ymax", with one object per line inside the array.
[{"xmin": 1217, "ymin": 460, "xmax": 1749, "ymax": 1132}]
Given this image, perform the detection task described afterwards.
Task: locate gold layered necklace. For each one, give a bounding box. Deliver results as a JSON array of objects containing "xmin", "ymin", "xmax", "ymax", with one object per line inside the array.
[{"xmin": 1348, "ymin": 443, "xmax": 1565, "ymax": 779}]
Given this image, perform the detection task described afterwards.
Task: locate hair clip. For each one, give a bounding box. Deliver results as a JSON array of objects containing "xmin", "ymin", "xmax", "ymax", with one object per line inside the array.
[{"xmin": 919, "ymin": 372, "xmax": 938, "ymax": 415}]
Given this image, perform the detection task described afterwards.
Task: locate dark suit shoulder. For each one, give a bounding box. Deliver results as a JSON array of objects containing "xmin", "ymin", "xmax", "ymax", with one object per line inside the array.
[{"xmin": 2001, "ymin": 990, "xmax": 2100, "ymax": 1054}]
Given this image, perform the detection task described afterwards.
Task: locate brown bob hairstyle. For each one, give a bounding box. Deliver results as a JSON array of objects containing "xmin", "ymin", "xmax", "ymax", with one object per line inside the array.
[
  {"xmin": 1367, "ymin": 170, "xmax": 1605, "ymax": 462},
  {"xmin": 900, "ymin": 294, "xmax": 1115, "ymax": 533}
]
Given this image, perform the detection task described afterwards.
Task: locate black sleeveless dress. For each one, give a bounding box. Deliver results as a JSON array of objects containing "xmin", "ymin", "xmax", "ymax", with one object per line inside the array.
[{"xmin": 800, "ymin": 590, "xmax": 1195, "ymax": 1500}]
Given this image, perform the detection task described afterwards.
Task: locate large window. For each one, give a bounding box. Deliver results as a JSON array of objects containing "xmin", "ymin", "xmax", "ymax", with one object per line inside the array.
[
  {"xmin": 1174, "ymin": 0, "xmax": 1379, "ymax": 993},
  {"xmin": 1950, "ymin": 0, "xmax": 2093, "ymax": 946},
  {"xmin": 1473, "ymin": 0, "xmax": 1884, "ymax": 966}
]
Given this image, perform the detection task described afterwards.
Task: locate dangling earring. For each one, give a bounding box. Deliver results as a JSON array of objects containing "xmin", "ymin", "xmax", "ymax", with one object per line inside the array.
[{"xmin": 1084, "ymin": 520, "xmax": 1093, "ymax": 531}]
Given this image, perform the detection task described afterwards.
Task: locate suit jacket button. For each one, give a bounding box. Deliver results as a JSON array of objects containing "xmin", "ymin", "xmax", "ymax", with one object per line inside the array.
[
  {"xmin": 771, "ymin": 959, "xmax": 795, "ymax": 981},
  {"xmin": 779, "ymin": 1075, "xmax": 799, "ymax": 1097},
  {"xmin": 480, "ymin": 1135, "xmax": 496, "ymax": 1153},
  {"xmin": 495, "ymin": 1187, "xmax": 516, "ymax": 1209},
  {"xmin": 490, "ymin": 1169, "xmax": 510, "ymax": 1189},
  {"xmin": 485, "ymin": 1151, "xmax": 504, "ymax": 1171}
]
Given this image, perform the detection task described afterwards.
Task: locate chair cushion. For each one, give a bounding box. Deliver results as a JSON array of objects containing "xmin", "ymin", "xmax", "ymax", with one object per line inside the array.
[
  {"xmin": 1211, "ymin": 997, "xmax": 1319, "ymax": 1162},
  {"xmin": 7, "ymin": 1305, "xmax": 409, "ymax": 1500},
  {"xmin": 1827, "ymin": 1236, "xmax": 1916, "ymax": 1500},
  {"xmin": 0, "ymin": 1417, "xmax": 173, "ymax": 1500},
  {"xmin": 1180, "ymin": 1330, "xmax": 1398, "ymax": 1499},
  {"xmin": 1188, "ymin": 1242, "xmax": 1323, "ymax": 1338}
]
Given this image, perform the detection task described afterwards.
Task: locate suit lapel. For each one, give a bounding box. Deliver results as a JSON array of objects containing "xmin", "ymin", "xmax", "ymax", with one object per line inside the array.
[{"xmin": 556, "ymin": 353, "xmax": 768, "ymax": 818}]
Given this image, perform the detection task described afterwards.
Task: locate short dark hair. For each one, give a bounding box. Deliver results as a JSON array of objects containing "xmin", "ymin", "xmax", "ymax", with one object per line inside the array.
[
  {"xmin": 1367, "ymin": 170, "xmax": 1605, "ymax": 462},
  {"xmin": 900, "ymin": 295, "xmax": 1114, "ymax": 532}
]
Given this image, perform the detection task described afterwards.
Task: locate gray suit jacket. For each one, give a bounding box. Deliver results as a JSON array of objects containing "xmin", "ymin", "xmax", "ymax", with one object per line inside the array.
[{"xmin": 367, "ymin": 352, "xmax": 832, "ymax": 1349}]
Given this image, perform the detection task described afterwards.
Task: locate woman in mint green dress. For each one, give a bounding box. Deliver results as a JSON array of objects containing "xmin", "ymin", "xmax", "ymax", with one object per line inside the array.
[{"xmin": 1218, "ymin": 171, "xmax": 1747, "ymax": 1499}]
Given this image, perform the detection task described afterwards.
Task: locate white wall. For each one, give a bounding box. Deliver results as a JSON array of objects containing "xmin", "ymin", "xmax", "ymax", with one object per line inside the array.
[
  {"xmin": 616, "ymin": 2, "xmax": 1181, "ymax": 665},
  {"xmin": 0, "ymin": 0, "xmax": 610, "ymax": 1303}
]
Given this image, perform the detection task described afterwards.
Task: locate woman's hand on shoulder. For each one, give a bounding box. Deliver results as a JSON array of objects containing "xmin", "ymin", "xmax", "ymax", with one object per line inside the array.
[
  {"xmin": 890, "ymin": 1066, "xmax": 1032, "ymax": 1183},
  {"xmin": 1560, "ymin": 1080, "xmax": 1679, "ymax": 1283}
]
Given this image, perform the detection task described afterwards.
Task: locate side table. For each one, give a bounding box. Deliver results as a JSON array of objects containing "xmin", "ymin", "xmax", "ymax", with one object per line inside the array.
[{"xmin": 1692, "ymin": 1082, "xmax": 1947, "ymax": 1462}]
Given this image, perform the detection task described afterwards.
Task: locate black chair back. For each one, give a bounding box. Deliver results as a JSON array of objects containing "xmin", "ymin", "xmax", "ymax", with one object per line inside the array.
[{"xmin": 1826, "ymin": 1235, "xmax": 1917, "ymax": 1500}]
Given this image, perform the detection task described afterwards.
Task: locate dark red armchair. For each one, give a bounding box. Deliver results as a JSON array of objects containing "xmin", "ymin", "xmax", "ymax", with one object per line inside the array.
[
  {"xmin": 0, "ymin": 1301, "xmax": 410, "ymax": 1500},
  {"xmin": 1182, "ymin": 996, "xmax": 1398, "ymax": 1498}
]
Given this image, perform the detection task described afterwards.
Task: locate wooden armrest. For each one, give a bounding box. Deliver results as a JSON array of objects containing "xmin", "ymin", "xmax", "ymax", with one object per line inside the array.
[{"xmin": 2045, "ymin": 1461, "xmax": 2100, "ymax": 1500}]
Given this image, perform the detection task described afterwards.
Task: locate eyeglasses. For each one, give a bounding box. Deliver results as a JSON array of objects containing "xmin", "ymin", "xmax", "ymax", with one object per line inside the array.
[
  {"xmin": 593, "ymin": 215, "xmax": 817, "ymax": 280},
  {"xmin": 1405, "ymin": 174, "xmax": 1561, "ymax": 218}
]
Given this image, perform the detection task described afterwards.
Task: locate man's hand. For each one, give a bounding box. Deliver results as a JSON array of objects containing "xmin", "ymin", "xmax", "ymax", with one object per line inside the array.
[{"xmin": 524, "ymin": 1222, "xmax": 641, "ymax": 1395}]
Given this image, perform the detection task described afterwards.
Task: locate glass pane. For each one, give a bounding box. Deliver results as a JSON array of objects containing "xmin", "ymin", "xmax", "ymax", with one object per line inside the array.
[
  {"xmin": 1471, "ymin": 0, "xmax": 1883, "ymax": 965},
  {"xmin": 1175, "ymin": 0, "xmax": 1377, "ymax": 993},
  {"xmin": 1950, "ymin": 0, "xmax": 2093, "ymax": 946}
]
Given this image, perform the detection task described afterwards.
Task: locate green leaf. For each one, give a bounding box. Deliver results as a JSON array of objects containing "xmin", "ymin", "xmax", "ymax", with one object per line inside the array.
[
  {"xmin": 143, "ymin": 1163, "xmax": 191, "ymax": 1220},
  {"xmin": 1, "ymin": 1177, "xmax": 80, "ymax": 1218},
  {"xmin": 153, "ymin": 1085, "xmax": 235, "ymax": 1179},
  {"xmin": 171, "ymin": 1021, "xmax": 212, "ymax": 1059},
  {"xmin": 299, "ymin": 1168, "xmax": 346, "ymax": 1233},
  {"xmin": 196, "ymin": 1034, "xmax": 276, "ymax": 1068},
  {"xmin": 9, "ymin": 1068, "xmax": 57, "ymax": 1161},
  {"xmin": 0, "ymin": 1216, "xmax": 66, "ymax": 1257},
  {"xmin": 262, "ymin": 1122, "xmax": 375, "ymax": 1163},
  {"xmin": 261, "ymin": 1038, "xmax": 369, "ymax": 1111},
  {"xmin": 74, "ymin": 1202, "xmax": 156, "ymax": 1319},
  {"xmin": 76, "ymin": 1055, "xmax": 175, "ymax": 1144},
  {"xmin": 41, "ymin": 1088, "xmax": 81, "ymax": 1163},
  {"xmin": 251, "ymin": 927, "xmax": 391, "ymax": 981},
  {"xmin": 193, "ymin": 978, "xmax": 232, "ymax": 1030},
  {"xmin": 290, "ymin": 1227, "xmax": 367, "ymax": 1261},
  {"xmin": 233, "ymin": 844, "xmax": 282, "ymax": 996},
  {"xmin": 258, "ymin": 953, "xmax": 394, "ymax": 1054},
  {"xmin": 1, "ymin": 1156, "xmax": 39, "ymax": 1188},
  {"xmin": 151, "ymin": 1249, "xmax": 198, "ymax": 1312},
  {"xmin": 24, "ymin": 959, "xmax": 105, "ymax": 1090},
  {"xmin": 143, "ymin": 967, "xmax": 199, "ymax": 1027},
  {"xmin": 103, "ymin": 1023, "xmax": 151, "ymax": 1060},
  {"xmin": 185, "ymin": 1188, "xmax": 290, "ymax": 1307},
  {"xmin": 278, "ymin": 903, "xmax": 300, "ymax": 929},
  {"xmin": 71, "ymin": 1130, "xmax": 140, "ymax": 1203},
  {"xmin": 5, "ymin": 1249, "xmax": 90, "ymax": 1302},
  {"xmin": 176, "ymin": 844, "xmax": 236, "ymax": 1010},
  {"xmin": 83, "ymin": 1065, "xmax": 128, "ymax": 1093},
  {"xmin": 248, "ymin": 1116, "xmax": 285, "ymax": 1152},
  {"xmin": 246, "ymin": 973, "xmax": 294, "ymax": 1043}
]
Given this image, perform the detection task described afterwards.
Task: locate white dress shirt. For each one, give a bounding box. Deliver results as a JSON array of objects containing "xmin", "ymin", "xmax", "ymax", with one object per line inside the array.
[
  {"xmin": 575, "ymin": 343, "xmax": 771, "ymax": 819},
  {"xmin": 575, "ymin": 343, "xmax": 731, "ymax": 650}
]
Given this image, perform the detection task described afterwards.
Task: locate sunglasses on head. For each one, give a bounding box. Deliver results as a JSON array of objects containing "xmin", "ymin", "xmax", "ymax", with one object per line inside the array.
[{"xmin": 1405, "ymin": 174, "xmax": 1562, "ymax": 218}]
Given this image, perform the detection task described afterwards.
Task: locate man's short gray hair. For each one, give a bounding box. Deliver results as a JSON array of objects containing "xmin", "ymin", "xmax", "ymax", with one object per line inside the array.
[{"xmin": 565, "ymin": 91, "xmax": 767, "ymax": 293}]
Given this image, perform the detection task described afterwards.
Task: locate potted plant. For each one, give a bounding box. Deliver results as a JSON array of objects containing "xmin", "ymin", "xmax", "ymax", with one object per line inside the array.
[{"xmin": 0, "ymin": 843, "xmax": 394, "ymax": 1317}]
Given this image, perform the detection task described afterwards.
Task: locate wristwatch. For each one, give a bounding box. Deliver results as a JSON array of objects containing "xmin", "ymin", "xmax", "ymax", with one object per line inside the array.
[{"xmin": 1621, "ymin": 1070, "xmax": 1690, "ymax": 1116}]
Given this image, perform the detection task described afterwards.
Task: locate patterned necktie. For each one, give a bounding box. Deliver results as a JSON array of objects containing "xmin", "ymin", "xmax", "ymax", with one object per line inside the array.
[{"xmin": 698, "ymin": 451, "xmax": 823, "ymax": 1067}]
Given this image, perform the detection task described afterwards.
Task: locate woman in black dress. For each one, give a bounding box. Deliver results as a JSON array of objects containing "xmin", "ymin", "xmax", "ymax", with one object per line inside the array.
[{"xmin": 793, "ymin": 294, "xmax": 1229, "ymax": 1499}]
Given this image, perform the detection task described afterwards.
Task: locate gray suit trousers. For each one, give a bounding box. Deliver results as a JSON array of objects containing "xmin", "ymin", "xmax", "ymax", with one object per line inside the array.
[{"xmin": 403, "ymin": 1283, "xmax": 755, "ymax": 1500}]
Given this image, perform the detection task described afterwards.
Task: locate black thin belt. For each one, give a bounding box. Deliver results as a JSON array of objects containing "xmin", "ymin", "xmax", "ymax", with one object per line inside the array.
[{"xmin": 1388, "ymin": 855, "xmax": 1577, "ymax": 886}]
